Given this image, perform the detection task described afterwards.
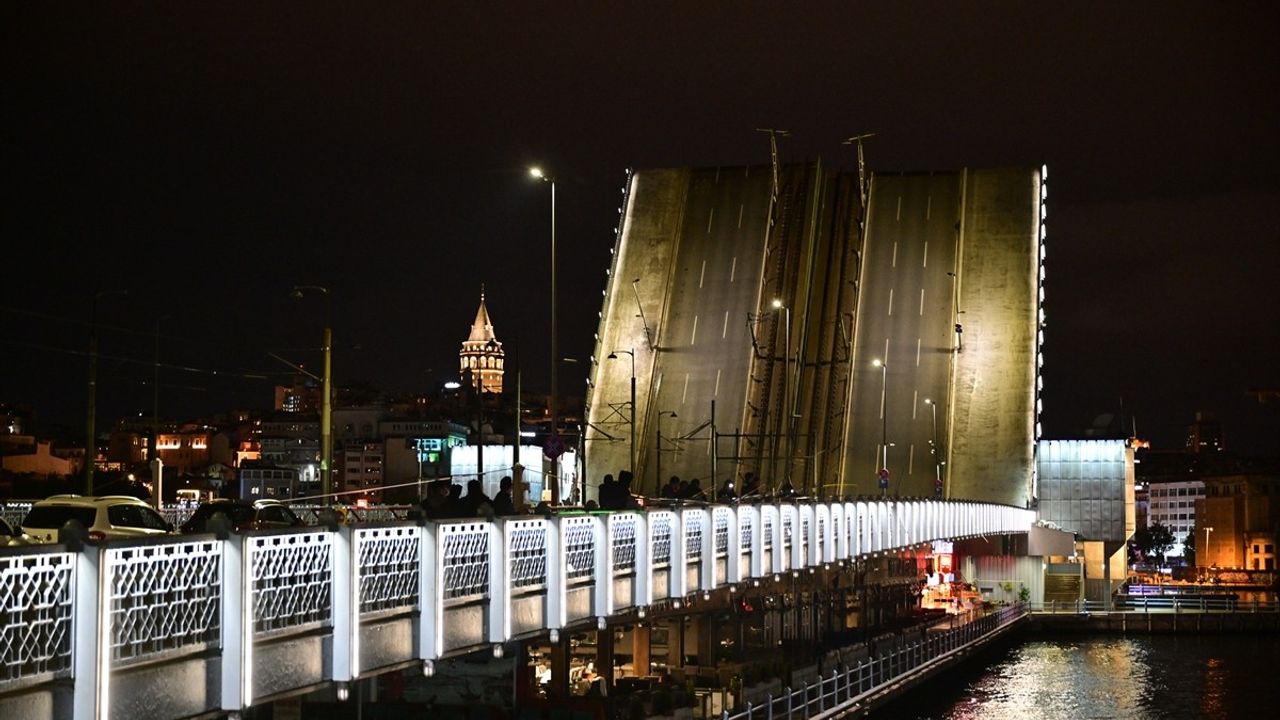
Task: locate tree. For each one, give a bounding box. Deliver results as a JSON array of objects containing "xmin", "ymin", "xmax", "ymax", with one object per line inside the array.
[
  {"xmin": 1147, "ymin": 522, "xmax": 1176, "ymax": 565},
  {"xmin": 1183, "ymin": 524, "xmax": 1197, "ymax": 567}
]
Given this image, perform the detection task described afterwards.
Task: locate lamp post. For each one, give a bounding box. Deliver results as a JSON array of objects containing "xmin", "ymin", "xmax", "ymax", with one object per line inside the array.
[
  {"xmin": 291, "ymin": 285, "xmax": 333, "ymax": 504},
  {"xmin": 1203, "ymin": 526, "xmax": 1214, "ymax": 568},
  {"xmin": 530, "ymin": 166, "xmax": 560, "ymax": 504},
  {"xmin": 924, "ymin": 398, "xmax": 941, "ymax": 497},
  {"xmin": 771, "ymin": 299, "xmax": 792, "ymax": 489},
  {"xmin": 608, "ymin": 349, "xmax": 637, "ymax": 477},
  {"xmin": 873, "ymin": 358, "xmax": 888, "ymax": 496},
  {"xmin": 656, "ymin": 410, "xmax": 677, "ymax": 496},
  {"xmin": 152, "ymin": 314, "xmax": 171, "ymax": 508},
  {"xmin": 84, "ymin": 289, "xmax": 127, "ymax": 495}
]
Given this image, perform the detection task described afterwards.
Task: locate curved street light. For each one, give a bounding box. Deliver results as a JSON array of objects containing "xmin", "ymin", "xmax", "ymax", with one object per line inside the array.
[{"xmin": 530, "ymin": 166, "xmax": 560, "ymax": 504}]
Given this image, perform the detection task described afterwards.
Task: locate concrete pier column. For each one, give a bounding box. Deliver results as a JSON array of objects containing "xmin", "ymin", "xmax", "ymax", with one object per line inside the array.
[{"xmin": 595, "ymin": 627, "xmax": 615, "ymax": 691}]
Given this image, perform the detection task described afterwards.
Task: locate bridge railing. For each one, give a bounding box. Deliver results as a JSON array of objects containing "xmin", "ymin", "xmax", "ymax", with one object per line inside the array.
[
  {"xmin": 1028, "ymin": 598, "xmax": 1280, "ymax": 614},
  {"xmin": 727, "ymin": 603, "xmax": 1028, "ymax": 720},
  {"xmin": 0, "ymin": 498, "xmax": 1033, "ymax": 720}
]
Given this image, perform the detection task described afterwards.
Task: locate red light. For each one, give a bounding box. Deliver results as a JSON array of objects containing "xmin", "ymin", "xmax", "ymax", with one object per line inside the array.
[{"xmin": 88, "ymin": 531, "xmax": 106, "ymax": 541}]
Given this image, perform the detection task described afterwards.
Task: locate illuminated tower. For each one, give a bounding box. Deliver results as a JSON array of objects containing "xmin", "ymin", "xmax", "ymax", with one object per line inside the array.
[{"xmin": 459, "ymin": 290, "xmax": 504, "ymax": 394}]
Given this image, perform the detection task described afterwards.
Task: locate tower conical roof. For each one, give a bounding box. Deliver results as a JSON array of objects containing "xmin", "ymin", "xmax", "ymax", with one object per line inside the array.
[{"xmin": 467, "ymin": 291, "xmax": 498, "ymax": 343}]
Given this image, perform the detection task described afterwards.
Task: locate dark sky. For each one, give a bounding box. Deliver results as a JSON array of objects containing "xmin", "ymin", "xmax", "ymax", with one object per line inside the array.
[{"xmin": 2, "ymin": 3, "xmax": 1277, "ymax": 454}]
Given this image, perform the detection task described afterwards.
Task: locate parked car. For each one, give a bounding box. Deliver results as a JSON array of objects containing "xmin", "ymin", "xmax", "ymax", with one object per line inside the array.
[
  {"xmin": 1, "ymin": 516, "xmax": 32, "ymax": 546},
  {"xmin": 20, "ymin": 494, "xmax": 173, "ymax": 544},
  {"xmin": 179, "ymin": 499, "xmax": 304, "ymax": 533}
]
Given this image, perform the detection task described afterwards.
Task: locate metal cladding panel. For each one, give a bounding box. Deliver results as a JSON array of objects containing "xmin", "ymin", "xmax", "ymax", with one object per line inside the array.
[
  {"xmin": 510, "ymin": 594, "xmax": 547, "ymax": 638},
  {"xmin": 108, "ymin": 655, "xmax": 218, "ymax": 720},
  {"xmin": 0, "ymin": 689, "xmax": 57, "ymax": 720},
  {"xmin": 612, "ymin": 577, "xmax": 634, "ymax": 611},
  {"xmin": 358, "ymin": 616, "xmax": 415, "ymax": 676},
  {"xmin": 652, "ymin": 569, "xmax": 670, "ymax": 600},
  {"xmin": 1035, "ymin": 439, "xmax": 1132, "ymax": 543},
  {"xmin": 441, "ymin": 604, "xmax": 486, "ymax": 654},
  {"xmin": 565, "ymin": 585, "xmax": 593, "ymax": 625},
  {"xmin": 253, "ymin": 634, "xmax": 326, "ymax": 701}
]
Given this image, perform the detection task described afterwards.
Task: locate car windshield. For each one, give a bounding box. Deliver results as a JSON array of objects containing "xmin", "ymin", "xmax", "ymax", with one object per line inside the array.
[
  {"xmin": 22, "ymin": 506, "xmax": 97, "ymax": 529},
  {"xmin": 107, "ymin": 504, "xmax": 170, "ymax": 530}
]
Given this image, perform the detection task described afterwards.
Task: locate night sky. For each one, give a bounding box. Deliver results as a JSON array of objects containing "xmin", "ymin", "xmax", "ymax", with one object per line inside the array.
[{"xmin": 2, "ymin": 3, "xmax": 1277, "ymax": 454}]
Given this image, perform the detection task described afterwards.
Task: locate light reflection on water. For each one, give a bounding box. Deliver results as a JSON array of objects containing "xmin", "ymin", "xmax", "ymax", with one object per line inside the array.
[{"xmin": 881, "ymin": 634, "xmax": 1280, "ymax": 720}]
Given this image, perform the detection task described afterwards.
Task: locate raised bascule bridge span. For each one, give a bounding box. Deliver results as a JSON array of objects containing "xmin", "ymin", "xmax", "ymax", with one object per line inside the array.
[{"xmin": 585, "ymin": 164, "xmax": 1046, "ymax": 507}]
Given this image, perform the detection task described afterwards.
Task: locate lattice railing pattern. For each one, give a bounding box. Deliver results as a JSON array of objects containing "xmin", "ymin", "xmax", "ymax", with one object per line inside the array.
[
  {"xmin": 611, "ymin": 514, "xmax": 637, "ymax": 574},
  {"xmin": 563, "ymin": 517, "xmax": 596, "ymax": 583},
  {"xmin": 0, "ymin": 502, "xmax": 32, "ymax": 527},
  {"xmin": 801, "ymin": 518, "xmax": 810, "ymax": 558},
  {"xmin": 713, "ymin": 508, "xmax": 730, "ymax": 557},
  {"xmin": 650, "ymin": 512, "xmax": 673, "ymax": 567},
  {"xmin": 782, "ymin": 516, "xmax": 793, "ymax": 550},
  {"xmin": 762, "ymin": 508, "xmax": 775, "ymax": 550},
  {"xmin": 250, "ymin": 531, "xmax": 333, "ymax": 634},
  {"xmin": 507, "ymin": 520, "xmax": 548, "ymax": 590},
  {"xmin": 439, "ymin": 523, "xmax": 490, "ymax": 603},
  {"xmin": 356, "ymin": 526, "xmax": 420, "ymax": 615},
  {"xmin": 685, "ymin": 512, "xmax": 704, "ymax": 563},
  {"xmin": 740, "ymin": 512, "xmax": 754, "ymax": 549},
  {"xmin": 0, "ymin": 551, "xmax": 74, "ymax": 683},
  {"xmin": 817, "ymin": 517, "xmax": 826, "ymax": 554},
  {"xmin": 107, "ymin": 540, "xmax": 221, "ymax": 662}
]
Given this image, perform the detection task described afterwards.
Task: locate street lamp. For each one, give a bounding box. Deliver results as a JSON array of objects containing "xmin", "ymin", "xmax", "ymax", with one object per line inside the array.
[
  {"xmin": 85, "ymin": 289, "xmax": 127, "ymax": 495},
  {"xmin": 771, "ymin": 299, "xmax": 794, "ymax": 488},
  {"xmin": 607, "ymin": 349, "xmax": 637, "ymax": 478},
  {"xmin": 656, "ymin": 410, "xmax": 678, "ymax": 496},
  {"xmin": 291, "ymin": 285, "xmax": 333, "ymax": 504},
  {"xmin": 873, "ymin": 358, "xmax": 888, "ymax": 496},
  {"xmin": 1203, "ymin": 526, "xmax": 1214, "ymax": 567},
  {"xmin": 924, "ymin": 398, "xmax": 941, "ymax": 497},
  {"xmin": 530, "ymin": 166, "xmax": 560, "ymax": 504}
]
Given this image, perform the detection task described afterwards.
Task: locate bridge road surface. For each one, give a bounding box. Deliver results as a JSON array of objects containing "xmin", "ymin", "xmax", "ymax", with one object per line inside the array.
[
  {"xmin": 646, "ymin": 166, "xmax": 773, "ymax": 495},
  {"xmin": 847, "ymin": 173, "xmax": 960, "ymax": 497}
]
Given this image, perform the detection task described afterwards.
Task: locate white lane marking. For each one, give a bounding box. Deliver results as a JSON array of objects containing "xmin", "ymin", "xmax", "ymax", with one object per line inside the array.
[
  {"xmin": 887, "ymin": 288, "xmax": 894, "ymax": 316},
  {"xmin": 892, "ymin": 242, "xmax": 898, "ymax": 268},
  {"xmin": 699, "ymin": 260, "xmax": 706, "ymax": 288},
  {"xmin": 738, "ymin": 203, "xmax": 744, "ymax": 228},
  {"xmin": 730, "ymin": 256, "xmax": 737, "ymax": 282},
  {"xmin": 919, "ymin": 288, "xmax": 925, "ymax": 316},
  {"xmin": 926, "ymin": 195, "xmax": 932, "ymax": 220},
  {"xmin": 691, "ymin": 315, "xmax": 699, "ymax": 345},
  {"xmin": 908, "ymin": 444, "xmax": 915, "ymax": 475},
  {"xmin": 896, "ymin": 196, "xmax": 902, "ymax": 221},
  {"xmin": 707, "ymin": 208, "xmax": 715, "ymax": 234},
  {"xmin": 884, "ymin": 337, "xmax": 890, "ymax": 363},
  {"xmin": 715, "ymin": 167, "xmax": 721, "ymax": 183},
  {"xmin": 923, "ymin": 241, "xmax": 929, "ymax": 268},
  {"xmin": 913, "ymin": 390, "xmax": 918, "ymax": 419},
  {"xmin": 722, "ymin": 310, "xmax": 729, "ymax": 338},
  {"xmin": 714, "ymin": 368, "xmax": 722, "ymax": 397},
  {"xmin": 879, "ymin": 376, "xmax": 886, "ymax": 420},
  {"xmin": 682, "ymin": 373, "xmax": 690, "ymax": 404},
  {"xmin": 916, "ymin": 338, "xmax": 922, "ymax": 366}
]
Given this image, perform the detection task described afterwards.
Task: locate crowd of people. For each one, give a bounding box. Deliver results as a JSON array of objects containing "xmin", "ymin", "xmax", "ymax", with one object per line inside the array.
[{"xmin": 418, "ymin": 469, "xmax": 823, "ymax": 520}]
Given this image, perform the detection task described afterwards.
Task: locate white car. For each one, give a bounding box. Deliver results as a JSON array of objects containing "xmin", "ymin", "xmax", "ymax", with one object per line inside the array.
[{"xmin": 20, "ymin": 494, "xmax": 173, "ymax": 544}]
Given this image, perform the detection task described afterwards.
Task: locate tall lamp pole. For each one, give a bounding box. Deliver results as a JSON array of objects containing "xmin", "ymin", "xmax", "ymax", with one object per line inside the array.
[
  {"xmin": 85, "ymin": 289, "xmax": 127, "ymax": 495},
  {"xmin": 873, "ymin": 358, "xmax": 888, "ymax": 496},
  {"xmin": 152, "ymin": 314, "xmax": 171, "ymax": 507},
  {"xmin": 924, "ymin": 398, "xmax": 941, "ymax": 497},
  {"xmin": 291, "ymin": 285, "xmax": 333, "ymax": 504},
  {"xmin": 530, "ymin": 166, "xmax": 560, "ymax": 505},
  {"xmin": 771, "ymin": 299, "xmax": 792, "ymax": 489},
  {"xmin": 608, "ymin": 349, "xmax": 637, "ymax": 477},
  {"xmin": 1203, "ymin": 526, "xmax": 1214, "ymax": 567},
  {"xmin": 656, "ymin": 410, "xmax": 677, "ymax": 496}
]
